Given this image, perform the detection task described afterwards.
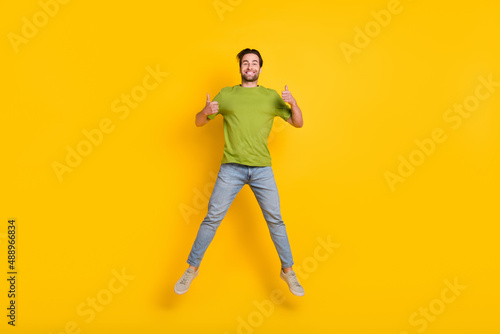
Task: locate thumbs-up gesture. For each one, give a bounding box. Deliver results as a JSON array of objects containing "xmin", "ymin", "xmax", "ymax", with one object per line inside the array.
[
  {"xmin": 205, "ymin": 93, "xmax": 219, "ymax": 116},
  {"xmin": 281, "ymin": 85, "xmax": 296, "ymax": 106}
]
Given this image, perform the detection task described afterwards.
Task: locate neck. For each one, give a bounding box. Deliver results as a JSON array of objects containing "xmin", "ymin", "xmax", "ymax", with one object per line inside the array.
[{"xmin": 240, "ymin": 81, "xmax": 259, "ymax": 88}]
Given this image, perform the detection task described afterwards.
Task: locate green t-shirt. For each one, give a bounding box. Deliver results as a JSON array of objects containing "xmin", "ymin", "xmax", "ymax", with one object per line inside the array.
[{"xmin": 207, "ymin": 84, "xmax": 292, "ymax": 166}]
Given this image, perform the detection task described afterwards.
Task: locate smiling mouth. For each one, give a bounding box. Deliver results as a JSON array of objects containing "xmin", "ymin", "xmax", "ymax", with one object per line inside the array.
[{"xmin": 245, "ymin": 71, "xmax": 255, "ymax": 75}]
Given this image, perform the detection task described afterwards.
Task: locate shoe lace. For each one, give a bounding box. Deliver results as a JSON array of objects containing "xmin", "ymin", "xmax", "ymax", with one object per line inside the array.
[
  {"xmin": 287, "ymin": 272, "xmax": 302, "ymax": 288},
  {"xmin": 180, "ymin": 271, "xmax": 193, "ymax": 285}
]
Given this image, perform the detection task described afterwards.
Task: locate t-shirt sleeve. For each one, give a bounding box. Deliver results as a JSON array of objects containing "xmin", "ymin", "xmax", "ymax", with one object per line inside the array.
[
  {"xmin": 207, "ymin": 90, "xmax": 223, "ymax": 120},
  {"xmin": 274, "ymin": 90, "xmax": 292, "ymax": 121}
]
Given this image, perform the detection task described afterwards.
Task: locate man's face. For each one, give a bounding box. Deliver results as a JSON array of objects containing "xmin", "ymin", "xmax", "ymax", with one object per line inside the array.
[{"xmin": 240, "ymin": 53, "xmax": 262, "ymax": 82}]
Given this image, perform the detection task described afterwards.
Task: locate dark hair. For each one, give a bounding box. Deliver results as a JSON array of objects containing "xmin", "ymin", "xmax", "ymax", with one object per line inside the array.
[{"xmin": 236, "ymin": 48, "xmax": 263, "ymax": 68}]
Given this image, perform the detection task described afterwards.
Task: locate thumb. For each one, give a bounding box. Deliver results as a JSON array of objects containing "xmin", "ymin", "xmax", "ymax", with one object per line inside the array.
[
  {"xmin": 285, "ymin": 85, "xmax": 289, "ymax": 91},
  {"xmin": 207, "ymin": 93, "xmax": 210, "ymax": 102}
]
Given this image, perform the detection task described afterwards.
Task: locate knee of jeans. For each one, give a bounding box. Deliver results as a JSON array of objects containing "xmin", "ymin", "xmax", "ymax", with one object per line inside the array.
[
  {"xmin": 262, "ymin": 208, "xmax": 283, "ymax": 223},
  {"xmin": 202, "ymin": 213, "xmax": 223, "ymax": 227},
  {"xmin": 199, "ymin": 221, "xmax": 221, "ymax": 235},
  {"xmin": 266, "ymin": 215, "xmax": 285, "ymax": 226}
]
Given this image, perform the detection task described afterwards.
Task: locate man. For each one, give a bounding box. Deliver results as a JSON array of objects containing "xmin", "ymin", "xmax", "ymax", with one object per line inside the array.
[{"xmin": 175, "ymin": 48, "xmax": 304, "ymax": 296}]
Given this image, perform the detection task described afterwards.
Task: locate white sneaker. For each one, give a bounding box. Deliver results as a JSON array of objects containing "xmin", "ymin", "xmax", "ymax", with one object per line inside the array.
[
  {"xmin": 174, "ymin": 267, "xmax": 199, "ymax": 295},
  {"xmin": 280, "ymin": 269, "xmax": 305, "ymax": 296}
]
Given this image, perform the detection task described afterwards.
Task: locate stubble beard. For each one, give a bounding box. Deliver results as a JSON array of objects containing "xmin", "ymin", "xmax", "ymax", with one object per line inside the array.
[{"xmin": 241, "ymin": 71, "xmax": 259, "ymax": 83}]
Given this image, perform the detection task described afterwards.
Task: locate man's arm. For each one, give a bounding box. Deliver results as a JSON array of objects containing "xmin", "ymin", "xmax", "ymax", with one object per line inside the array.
[
  {"xmin": 286, "ymin": 101, "xmax": 303, "ymax": 128},
  {"xmin": 195, "ymin": 93, "xmax": 219, "ymax": 127},
  {"xmin": 282, "ymin": 85, "xmax": 303, "ymax": 128}
]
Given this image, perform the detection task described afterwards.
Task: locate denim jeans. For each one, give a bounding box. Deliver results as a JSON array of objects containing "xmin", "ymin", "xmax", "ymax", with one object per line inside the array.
[{"xmin": 187, "ymin": 162, "xmax": 294, "ymax": 269}]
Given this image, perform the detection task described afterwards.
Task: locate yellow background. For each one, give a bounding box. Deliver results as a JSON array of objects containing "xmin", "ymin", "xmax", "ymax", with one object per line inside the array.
[{"xmin": 2, "ymin": 0, "xmax": 499, "ymax": 333}]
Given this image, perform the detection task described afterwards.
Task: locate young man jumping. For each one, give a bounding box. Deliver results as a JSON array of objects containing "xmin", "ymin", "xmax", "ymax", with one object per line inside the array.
[{"xmin": 175, "ymin": 48, "xmax": 304, "ymax": 296}]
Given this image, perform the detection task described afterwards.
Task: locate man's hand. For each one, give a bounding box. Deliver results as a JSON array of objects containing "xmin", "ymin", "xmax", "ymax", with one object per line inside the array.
[
  {"xmin": 205, "ymin": 93, "xmax": 219, "ymax": 116},
  {"xmin": 281, "ymin": 85, "xmax": 296, "ymax": 106}
]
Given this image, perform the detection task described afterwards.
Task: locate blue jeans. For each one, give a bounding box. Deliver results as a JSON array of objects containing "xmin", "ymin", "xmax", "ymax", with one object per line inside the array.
[{"xmin": 187, "ymin": 163, "xmax": 294, "ymax": 269}]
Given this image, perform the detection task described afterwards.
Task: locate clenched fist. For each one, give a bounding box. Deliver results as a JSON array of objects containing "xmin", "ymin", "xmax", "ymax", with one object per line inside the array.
[{"xmin": 205, "ymin": 93, "xmax": 219, "ymax": 116}]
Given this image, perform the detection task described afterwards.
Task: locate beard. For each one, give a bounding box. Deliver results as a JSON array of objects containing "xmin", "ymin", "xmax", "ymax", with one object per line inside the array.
[{"xmin": 241, "ymin": 71, "xmax": 259, "ymax": 82}]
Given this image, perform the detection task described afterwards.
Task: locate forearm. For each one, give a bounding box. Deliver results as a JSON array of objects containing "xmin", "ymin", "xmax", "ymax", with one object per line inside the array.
[
  {"xmin": 289, "ymin": 102, "xmax": 303, "ymax": 128},
  {"xmin": 195, "ymin": 106, "xmax": 210, "ymax": 127}
]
